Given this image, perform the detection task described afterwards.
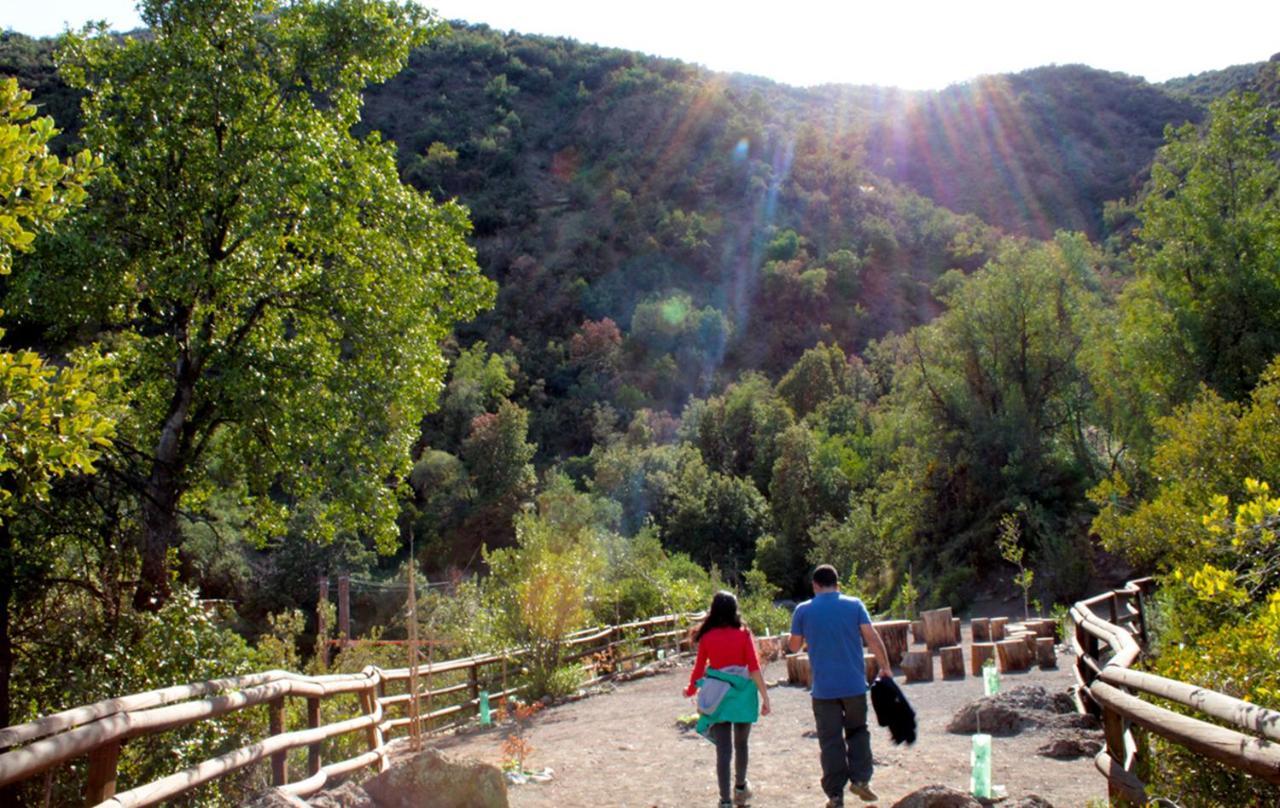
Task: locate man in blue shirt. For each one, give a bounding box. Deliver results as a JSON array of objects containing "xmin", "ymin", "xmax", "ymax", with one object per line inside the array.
[{"xmin": 789, "ymin": 564, "xmax": 894, "ymax": 805}]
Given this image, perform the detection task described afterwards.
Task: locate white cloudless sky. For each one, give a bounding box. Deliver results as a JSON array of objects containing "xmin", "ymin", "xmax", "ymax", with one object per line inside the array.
[{"xmin": 6, "ymin": 1, "xmax": 1278, "ymax": 90}]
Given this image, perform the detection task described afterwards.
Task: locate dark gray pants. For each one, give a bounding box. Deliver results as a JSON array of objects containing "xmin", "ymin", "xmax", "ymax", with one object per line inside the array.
[
  {"xmin": 708, "ymin": 722, "xmax": 751, "ymax": 802},
  {"xmin": 812, "ymin": 694, "xmax": 872, "ymax": 800}
]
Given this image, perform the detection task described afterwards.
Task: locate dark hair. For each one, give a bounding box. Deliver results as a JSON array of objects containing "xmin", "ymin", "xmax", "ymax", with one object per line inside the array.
[
  {"xmin": 694, "ymin": 590, "xmax": 743, "ymax": 641},
  {"xmin": 812, "ymin": 564, "xmax": 839, "ymax": 588}
]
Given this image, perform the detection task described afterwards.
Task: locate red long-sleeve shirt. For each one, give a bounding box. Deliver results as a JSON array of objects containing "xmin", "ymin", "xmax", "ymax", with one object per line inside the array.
[{"xmin": 684, "ymin": 626, "xmax": 761, "ymax": 697}]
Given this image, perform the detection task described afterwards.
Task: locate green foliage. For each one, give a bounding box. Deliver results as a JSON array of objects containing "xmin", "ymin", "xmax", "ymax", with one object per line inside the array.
[
  {"xmin": 738, "ymin": 566, "xmax": 789, "ymax": 636},
  {"xmin": 996, "ymin": 511, "xmax": 1034, "ymax": 620},
  {"xmin": 1117, "ymin": 93, "xmax": 1280, "ymax": 413},
  {"xmin": 1091, "ymin": 358, "xmax": 1280, "ymax": 569},
  {"xmin": 483, "ymin": 477, "xmax": 608, "ymax": 697},
  {"xmin": 21, "ymin": 0, "xmax": 494, "ymax": 605}
]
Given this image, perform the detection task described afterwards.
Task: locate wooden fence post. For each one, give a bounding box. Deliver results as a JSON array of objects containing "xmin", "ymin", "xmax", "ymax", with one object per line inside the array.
[
  {"xmin": 317, "ymin": 576, "xmax": 330, "ymax": 667},
  {"xmin": 1102, "ymin": 704, "xmax": 1131, "ymax": 804},
  {"xmin": 359, "ymin": 683, "xmax": 387, "ymax": 772},
  {"xmin": 269, "ymin": 696, "xmax": 287, "ymax": 787},
  {"xmin": 338, "ymin": 574, "xmax": 351, "ymax": 646},
  {"xmin": 85, "ymin": 740, "xmax": 122, "ymax": 805},
  {"xmin": 307, "ymin": 697, "xmax": 322, "ymax": 777}
]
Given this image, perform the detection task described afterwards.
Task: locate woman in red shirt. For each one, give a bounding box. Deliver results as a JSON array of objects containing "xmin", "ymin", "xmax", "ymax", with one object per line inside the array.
[{"xmin": 684, "ymin": 591, "xmax": 772, "ymax": 807}]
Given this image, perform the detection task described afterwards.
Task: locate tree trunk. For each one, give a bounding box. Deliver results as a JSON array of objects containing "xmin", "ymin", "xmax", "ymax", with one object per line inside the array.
[{"xmin": 134, "ymin": 355, "xmax": 196, "ymax": 611}]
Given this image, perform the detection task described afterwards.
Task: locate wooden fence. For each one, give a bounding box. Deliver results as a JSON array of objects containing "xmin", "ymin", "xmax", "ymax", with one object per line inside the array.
[
  {"xmin": 1070, "ymin": 577, "xmax": 1280, "ymax": 803},
  {"xmin": 0, "ymin": 612, "xmax": 702, "ymax": 807}
]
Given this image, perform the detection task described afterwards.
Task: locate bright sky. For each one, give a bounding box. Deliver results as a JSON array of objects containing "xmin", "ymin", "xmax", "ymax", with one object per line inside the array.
[{"xmin": 6, "ymin": 1, "xmax": 1278, "ymax": 90}]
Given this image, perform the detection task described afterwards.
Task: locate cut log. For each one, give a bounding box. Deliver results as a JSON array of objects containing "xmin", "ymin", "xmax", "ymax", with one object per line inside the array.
[
  {"xmin": 902, "ymin": 650, "xmax": 933, "ymax": 683},
  {"xmin": 971, "ymin": 617, "xmax": 991, "ymax": 642},
  {"xmin": 911, "ymin": 620, "xmax": 925, "ymax": 644},
  {"xmin": 873, "ymin": 620, "xmax": 911, "ymax": 666},
  {"xmin": 922, "ymin": 607, "xmax": 954, "ymax": 651},
  {"xmin": 995, "ymin": 638, "xmax": 1031, "ymax": 672},
  {"xmin": 940, "ymin": 645, "xmax": 965, "ymax": 678},
  {"xmin": 863, "ymin": 653, "xmax": 880, "ymax": 683},
  {"xmin": 951, "ymin": 617, "xmax": 962, "ymax": 645},
  {"xmin": 970, "ymin": 642, "xmax": 996, "ymax": 675},
  {"xmin": 786, "ymin": 653, "xmax": 812, "ymax": 688},
  {"xmin": 1036, "ymin": 637, "xmax": 1057, "ymax": 668},
  {"xmin": 990, "ymin": 616, "xmax": 1008, "ymax": 641},
  {"xmin": 1030, "ymin": 619, "xmax": 1058, "ymax": 640}
]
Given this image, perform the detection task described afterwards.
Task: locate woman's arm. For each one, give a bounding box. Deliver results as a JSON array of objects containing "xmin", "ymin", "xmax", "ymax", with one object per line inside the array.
[
  {"xmin": 685, "ymin": 639, "xmax": 708, "ymax": 696},
  {"xmin": 749, "ymin": 668, "xmax": 771, "ymax": 715}
]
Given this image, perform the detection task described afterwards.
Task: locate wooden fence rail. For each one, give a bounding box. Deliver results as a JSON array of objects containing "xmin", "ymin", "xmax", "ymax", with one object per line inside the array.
[
  {"xmin": 0, "ymin": 612, "xmax": 703, "ymax": 807},
  {"xmin": 1070, "ymin": 578, "xmax": 1280, "ymax": 803}
]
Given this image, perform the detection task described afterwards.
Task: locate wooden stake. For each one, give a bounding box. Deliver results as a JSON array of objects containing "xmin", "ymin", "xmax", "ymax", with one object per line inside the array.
[{"xmin": 406, "ymin": 532, "xmax": 421, "ymax": 751}]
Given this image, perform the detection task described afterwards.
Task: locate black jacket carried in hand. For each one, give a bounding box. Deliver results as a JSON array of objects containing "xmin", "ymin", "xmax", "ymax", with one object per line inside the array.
[{"xmin": 870, "ymin": 676, "xmax": 917, "ymax": 745}]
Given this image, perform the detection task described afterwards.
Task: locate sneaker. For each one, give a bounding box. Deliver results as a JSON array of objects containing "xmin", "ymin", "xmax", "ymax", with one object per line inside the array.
[
  {"xmin": 824, "ymin": 799, "xmax": 844, "ymax": 808},
  {"xmin": 849, "ymin": 781, "xmax": 878, "ymax": 802},
  {"xmin": 718, "ymin": 801, "xmax": 733, "ymax": 808},
  {"xmin": 734, "ymin": 780, "xmax": 753, "ymax": 805}
]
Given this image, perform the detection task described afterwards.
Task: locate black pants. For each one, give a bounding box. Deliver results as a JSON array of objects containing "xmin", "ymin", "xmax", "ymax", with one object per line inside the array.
[
  {"xmin": 708, "ymin": 721, "xmax": 751, "ymax": 802},
  {"xmin": 811, "ymin": 695, "xmax": 872, "ymax": 800}
]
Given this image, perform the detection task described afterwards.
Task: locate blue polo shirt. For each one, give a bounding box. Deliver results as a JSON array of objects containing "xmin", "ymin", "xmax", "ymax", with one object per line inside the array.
[{"xmin": 790, "ymin": 591, "xmax": 872, "ymax": 699}]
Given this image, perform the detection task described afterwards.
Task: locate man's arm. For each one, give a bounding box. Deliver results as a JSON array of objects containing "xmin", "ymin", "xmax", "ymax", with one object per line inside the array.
[
  {"xmin": 788, "ymin": 632, "xmax": 804, "ymax": 653},
  {"xmin": 861, "ymin": 622, "xmax": 893, "ymax": 678}
]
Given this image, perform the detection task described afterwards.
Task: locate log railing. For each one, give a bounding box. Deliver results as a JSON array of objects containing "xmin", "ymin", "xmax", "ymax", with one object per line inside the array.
[
  {"xmin": 0, "ymin": 612, "xmax": 701, "ymax": 807},
  {"xmin": 1070, "ymin": 577, "xmax": 1280, "ymax": 803}
]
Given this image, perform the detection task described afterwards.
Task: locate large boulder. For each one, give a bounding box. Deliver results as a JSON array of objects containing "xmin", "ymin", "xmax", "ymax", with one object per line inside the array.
[
  {"xmin": 890, "ymin": 785, "xmax": 982, "ymax": 808},
  {"xmin": 947, "ymin": 685, "xmax": 1097, "ymax": 736},
  {"xmin": 361, "ymin": 749, "xmax": 508, "ymax": 808},
  {"xmin": 308, "ymin": 781, "xmax": 376, "ymax": 808},
  {"xmin": 244, "ymin": 790, "xmax": 311, "ymax": 808}
]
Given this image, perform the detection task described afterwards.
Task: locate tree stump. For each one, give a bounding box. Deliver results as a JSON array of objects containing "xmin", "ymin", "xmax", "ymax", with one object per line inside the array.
[
  {"xmin": 911, "ymin": 619, "xmax": 925, "ymax": 644},
  {"xmin": 990, "ymin": 616, "xmax": 1008, "ymax": 641},
  {"xmin": 940, "ymin": 645, "xmax": 965, "ymax": 678},
  {"xmin": 922, "ymin": 607, "xmax": 954, "ymax": 651},
  {"xmin": 1036, "ymin": 637, "xmax": 1057, "ymax": 669},
  {"xmin": 970, "ymin": 642, "xmax": 996, "ymax": 675},
  {"xmin": 786, "ymin": 653, "xmax": 812, "ymax": 687},
  {"xmin": 873, "ymin": 620, "xmax": 911, "ymax": 666},
  {"xmin": 951, "ymin": 617, "xmax": 962, "ymax": 645},
  {"xmin": 863, "ymin": 653, "xmax": 880, "ymax": 683},
  {"xmin": 1030, "ymin": 618, "xmax": 1058, "ymax": 640},
  {"xmin": 902, "ymin": 650, "xmax": 933, "ymax": 682},
  {"xmin": 971, "ymin": 617, "xmax": 991, "ymax": 642},
  {"xmin": 995, "ymin": 638, "xmax": 1031, "ymax": 672}
]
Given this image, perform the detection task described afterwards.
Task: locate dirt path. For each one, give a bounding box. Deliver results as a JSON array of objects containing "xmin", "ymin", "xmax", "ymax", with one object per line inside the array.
[{"xmin": 433, "ymin": 645, "xmax": 1106, "ymax": 808}]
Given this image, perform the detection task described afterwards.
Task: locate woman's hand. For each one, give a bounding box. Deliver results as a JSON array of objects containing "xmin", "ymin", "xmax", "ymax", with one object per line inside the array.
[{"xmin": 760, "ymin": 695, "xmax": 772, "ymax": 716}]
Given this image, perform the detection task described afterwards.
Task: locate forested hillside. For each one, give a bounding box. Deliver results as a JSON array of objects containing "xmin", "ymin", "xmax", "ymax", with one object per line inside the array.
[{"xmin": 2, "ymin": 7, "xmax": 1279, "ymax": 802}]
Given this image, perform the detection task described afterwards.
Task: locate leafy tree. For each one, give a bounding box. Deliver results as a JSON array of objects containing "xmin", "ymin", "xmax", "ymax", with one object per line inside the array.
[
  {"xmin": 776, "ymin": 342, "xmax": 854, "ymax": 419},
  {"xmin": 0, "ymin": 77, "xmax": 111, "ymax": 728},
  {"xmin": 664, "ymin": 464, "xmax": 770, "ymax": 580},
  {"xmin": 875, "ymin": 234, "xmax": 1104, "ymax": 596},
  {"xmin": 22, "ymin": 0, "xmax": 493, "ymax": 607},
  {"xmin": 436, "ymin": 342, "xmax": 515, "ymax": 445},
  {"xmin": 686, "ymin": 372, "xmax": 794, "ymax": 493},
  {"xmin": 1121, "ymin": 93, "xmax": 1280, "ymax": 408}
]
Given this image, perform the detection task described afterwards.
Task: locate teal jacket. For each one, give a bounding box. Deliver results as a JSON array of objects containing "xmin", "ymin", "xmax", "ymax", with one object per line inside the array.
[{"xmin": 694, "ymin": 666, "xmax": 759, "ymax": 738}]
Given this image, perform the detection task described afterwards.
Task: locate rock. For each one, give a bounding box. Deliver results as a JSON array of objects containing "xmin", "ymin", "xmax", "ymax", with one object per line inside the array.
[
  {"xmin": 308, "ymin": 782, "xmax": 376, "ymax": 808},
  {"xmin": 890, "ymin": 784, "xmax": 983, "ymax": 807},
  {"xmin": 1036, "ymin": 734, "xmax": 1103, "ymax": 759},
  {"xmin": 947, "ymin": 685, "xmax": 1096, "ymax": 736},
  {"xmin": 243, "ymin": 790, "xmax": 311, "ymax": 808},
  {"xmin": 361, "ymin": 749, "xmax": 509, "ymax": 808}
]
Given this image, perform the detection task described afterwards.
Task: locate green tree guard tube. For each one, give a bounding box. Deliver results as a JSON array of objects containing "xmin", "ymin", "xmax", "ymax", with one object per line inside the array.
[
  {"xmin": 982, "ymin": 661, "xmax": 1000, "ymax": 696},
  {"xmin": 971, "ymin": 733, "xmax": 992, "ymax": 798},
  {"xmin": 479, "ymin": 690, "xmax": 491, "ymax": 726}
]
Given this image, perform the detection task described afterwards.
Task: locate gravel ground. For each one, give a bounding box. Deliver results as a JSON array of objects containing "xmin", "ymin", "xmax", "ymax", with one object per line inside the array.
[{"xmin": 430, "ymin": 641, "xmax": 1107, "ymax": 808}]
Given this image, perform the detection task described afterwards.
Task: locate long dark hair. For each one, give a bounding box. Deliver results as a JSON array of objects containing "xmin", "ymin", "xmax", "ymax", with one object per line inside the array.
[{"xmin": 694, "ymin": 590, "xmax": 744, "ymax": 642}]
